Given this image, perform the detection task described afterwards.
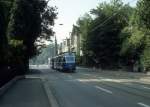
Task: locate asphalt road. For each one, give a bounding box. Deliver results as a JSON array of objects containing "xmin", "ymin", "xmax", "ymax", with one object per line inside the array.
[{"xmin": 39, "ymin": 67, "xmax": 150, "ymax": 107}]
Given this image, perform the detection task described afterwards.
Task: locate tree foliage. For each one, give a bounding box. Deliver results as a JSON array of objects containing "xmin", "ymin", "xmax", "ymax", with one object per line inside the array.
[
  {"xmin": 0, "ymin": 0, "xmax": 57, "ymax": 82},
  {"xmin": 0, "ymin": 0, "xmax": 14, "ymax": 65},
  {"xmin": 72, "ymin": 0, "xmax": 150, "ymax": 71},
  {"xmin": 136, "ymin": 0, "xmax": 150, "ymax": 29},
  {"xmin": 8, "ymin": 0, "xmax": 57, "ymax": 58},
  {"xmin": 120, "ymin": 0, "xmax": 150, "ymax": 71},
  {"xmin": 82, "ymin": 0, "xmax": 133, "ymax": 68}
]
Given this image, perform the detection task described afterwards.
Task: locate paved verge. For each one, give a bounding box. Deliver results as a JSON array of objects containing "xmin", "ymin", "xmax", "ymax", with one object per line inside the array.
[{"xmin": 0, "ymin": 78, "xmax": 51, "ymax": 107}]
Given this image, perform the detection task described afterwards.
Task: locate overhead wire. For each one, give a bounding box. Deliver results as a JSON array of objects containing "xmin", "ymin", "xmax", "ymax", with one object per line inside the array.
[{"xmin": 90, "ymin": 0, "xmax": 137, "ymax": 33}]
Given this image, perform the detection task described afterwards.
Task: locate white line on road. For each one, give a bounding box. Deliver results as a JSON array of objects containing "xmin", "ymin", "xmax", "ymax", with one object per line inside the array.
[
  {"xmin": 138, "ymin": 102, "xmax": 150, "ymax": 107},
  {"xmin": 95, "ymin": 86, "xmax": 113, "ymax": 94},
  {"xmin": 143, "ymin": 86, "xmax": 150, "ymax": 90}
]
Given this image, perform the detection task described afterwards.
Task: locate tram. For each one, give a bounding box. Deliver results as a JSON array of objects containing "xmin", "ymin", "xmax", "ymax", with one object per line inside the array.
[{"xmin": 50, "ymin": 52, "xmax": 76, "ymax": 72}]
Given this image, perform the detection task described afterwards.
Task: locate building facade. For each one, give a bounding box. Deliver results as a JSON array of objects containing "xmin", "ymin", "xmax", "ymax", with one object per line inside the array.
[
  {"xmin": 58, "ymin": 32, "xmax": 83, "ymax": 56},
  {"xmin": 58, "ymin": 37, "xmax": 71, "ymax": 54}
]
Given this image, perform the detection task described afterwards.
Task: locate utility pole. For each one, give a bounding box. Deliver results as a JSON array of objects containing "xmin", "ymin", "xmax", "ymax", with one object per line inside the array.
[
  {"xmin": 54, "ymin": 35, "xmax": 58, "ymax": 55},
  {"xmin": 67, "ymin": 38, "xmax": 71, "ymax": 53},
  {"xmin": 68, "ymin": 32, "xmax": 72, "ymax": 53}
]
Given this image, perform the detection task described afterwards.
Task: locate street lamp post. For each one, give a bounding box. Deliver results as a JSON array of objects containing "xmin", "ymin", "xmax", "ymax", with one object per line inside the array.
[{"xmin": 54, "ymin": 23, "xmax": 64, "ymax": 55}]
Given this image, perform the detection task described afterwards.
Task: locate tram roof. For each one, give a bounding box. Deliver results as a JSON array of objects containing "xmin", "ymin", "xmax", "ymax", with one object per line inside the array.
[{"xmin": 52, "ymin": 52, "xmax": 75, "ymax": 59}]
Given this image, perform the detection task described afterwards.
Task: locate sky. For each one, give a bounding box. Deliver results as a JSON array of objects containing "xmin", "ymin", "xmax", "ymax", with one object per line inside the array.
[{"xmin": 49, "ymin": 0, "xmax": 138, "ymax": 43}]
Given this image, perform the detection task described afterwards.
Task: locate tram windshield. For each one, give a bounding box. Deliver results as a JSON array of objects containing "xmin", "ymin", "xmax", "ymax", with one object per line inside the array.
[{"xmin": 65, "ymin": 56, "xmax": 75, "ymax": 63}]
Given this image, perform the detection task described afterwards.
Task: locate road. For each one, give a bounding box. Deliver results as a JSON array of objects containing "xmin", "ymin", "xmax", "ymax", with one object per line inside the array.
[{"xmin": 33, "ymin": 67, "xmax": 150, "ymax": 107}]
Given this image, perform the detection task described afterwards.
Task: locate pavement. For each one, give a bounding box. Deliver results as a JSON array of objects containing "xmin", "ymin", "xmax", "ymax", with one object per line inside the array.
[
  {"xmin": 0, "ymin": 78, "xmax": 50, "ymax": 107},
  {"xmin": 78, "ymin": 67, "xmax": 150, "ymax": 84}
]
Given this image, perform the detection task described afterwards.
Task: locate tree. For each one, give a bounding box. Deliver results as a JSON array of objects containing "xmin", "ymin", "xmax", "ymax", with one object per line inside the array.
[
  {"xmin": 120, "ymin": 0, "xmax": 150, "ymax": 72},
  {"xmin": 136, "ymin": 0, "xmax": 150, "ymax": 30},
  {"xmin": 0, "ymin": 0, "xmax": 17, "ymax": 87},
  {"xmin": 0, "ymin": 0, "xmax": 14, "ymax": 66},
  {"xmin": 83, "ymin": 0, "xmax": 133, "ymax": 68},
  {"xmin": 136, "ymin": 0, "xmax": 150, "ymax": 71},
  {"xmin": 120, "ymin": 26, "xmax": 145, "ymax": 71},
  {"xmin": 7, "ymin": 0, "xmax": 57, "ymax": 72}
]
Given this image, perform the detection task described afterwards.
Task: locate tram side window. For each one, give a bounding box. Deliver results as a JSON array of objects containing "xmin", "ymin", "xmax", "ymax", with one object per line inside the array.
[
  {"xmin": 56, "ymin": 58, "xmax": 59, "ymax": 65},
  {"xmin": 60, "ymin": 57, "xmax": 63, "ymax": 64},
  {"xmin": 62, "ymin": 57, "xmax": 65, "ymax": 64},
  {"xmin": 58, "ymin": 57, "xmax": 61, "ymax": 64}
]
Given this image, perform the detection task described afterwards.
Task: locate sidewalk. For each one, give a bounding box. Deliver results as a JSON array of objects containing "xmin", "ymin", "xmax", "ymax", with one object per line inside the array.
[
  {"xmin": 78, "ymin": 67, "xmax": 150, "ymax": 84},
  {"xmin": 0, "ymin": 78, "xmax": 51, "ymax": 107}
]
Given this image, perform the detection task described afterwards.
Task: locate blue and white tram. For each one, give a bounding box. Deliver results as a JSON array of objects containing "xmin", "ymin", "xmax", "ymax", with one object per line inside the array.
[{"xmin": 51, "ymin": 52, "xmax": 76, "ymax": 72}]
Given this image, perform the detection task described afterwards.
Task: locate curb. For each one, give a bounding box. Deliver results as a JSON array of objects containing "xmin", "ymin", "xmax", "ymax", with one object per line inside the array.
[
  {"xmin": 42, "ymin": 79, "xmax": 59, "ymax": 107},
  {"xmin": 0, "ymin": 76, "xmax": 25, "ymax": 97}
]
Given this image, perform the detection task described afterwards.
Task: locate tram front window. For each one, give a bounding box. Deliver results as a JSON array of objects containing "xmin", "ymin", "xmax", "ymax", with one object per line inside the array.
[{"xmin": 65, "ymin": 57, "xmax": 75, "ymax": 63}]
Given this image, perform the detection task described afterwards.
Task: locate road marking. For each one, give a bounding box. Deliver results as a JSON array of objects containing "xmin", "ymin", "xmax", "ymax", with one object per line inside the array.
[
  {"xmin": 83, "ymin": 74, "xmax": 91, "ymax": 76},
  {"xmin": 143, "ymin": 86, "xmax": 150, "ymax": 90},
  {"xmin": 138, "ymin": 102, "xmax": 150, "ymax": 107},
  {"xmin": 95, "ymin": 86, "xmax": 113, "ymax": 94}
]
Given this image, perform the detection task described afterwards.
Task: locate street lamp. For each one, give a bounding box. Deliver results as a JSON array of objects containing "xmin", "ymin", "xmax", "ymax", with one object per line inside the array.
[
  {"xmin": 59, "ymin": 24, "xmax": 63, "ymax": 26},
  {"xmin": 55, "ymin": 23, "xmax": 64, "ymax": 55}
]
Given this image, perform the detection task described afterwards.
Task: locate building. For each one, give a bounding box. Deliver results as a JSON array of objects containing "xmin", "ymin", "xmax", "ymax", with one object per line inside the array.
[
  {"xmin": 58, "ymin": 29, "xmax": 83, "ymax": 56},
  {"xmin": 70, "ymin": 33, "xmax": 81, "ymax": 56},
  {"xmin": 58, "ymin": 37, "xmax": 71, "ymax": 54}
]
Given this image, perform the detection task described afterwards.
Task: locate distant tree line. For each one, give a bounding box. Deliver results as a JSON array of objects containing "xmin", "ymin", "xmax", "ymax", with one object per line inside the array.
[
  {"xmin": 0, "ymin": 0, "xmax": 57, "ymax": 87},
  {"xmin": 72, "ymin": 0, "xmax": 150, "ymax": 72},
  {"xmin": 30, "ymin": 44, "xmax": 55, "ymax": 65}
]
